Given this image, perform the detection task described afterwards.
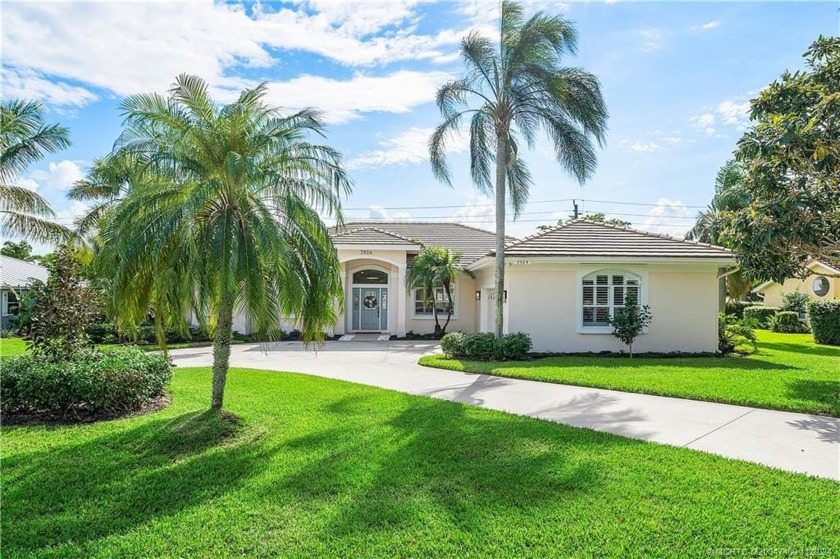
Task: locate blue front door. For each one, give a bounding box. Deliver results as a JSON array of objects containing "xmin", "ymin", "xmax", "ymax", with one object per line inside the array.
[{"xmin": 354, "ymin": 287, "xmax": 388, "ymax": 331}]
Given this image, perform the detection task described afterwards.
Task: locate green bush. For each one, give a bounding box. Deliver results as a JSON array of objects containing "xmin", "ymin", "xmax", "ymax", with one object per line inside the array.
[
  {"xmin": 718, "ymin": 314, "xmax": 758, "ymax": 354},
  {"xmin": 743, "ymin": 306, "xmax": 779, "ymax": 328},
  {"xmin": 439, "ymin": 332, "xmax": 532, "ymax": 361},
  {"xmin": 724, "ymin": 300, "xmax": 759, "ymax": 319},
  {"xmin": 499, "ymin": 332, "xmax": 533, "ymax": 360},
  {"xmin": 808, "ymin": 300, "xmax": 840, "ymax": 345},
  {"xmin": 780, "ymin": 291, "xmax": 810, "ymax": 314},
  {"xmin": 769, "ymin": 311, "xmax": 809, "ymax": 333},
  {"xmin": 86, "ymin": 322, "xmax": 118, "ymax": 343},
  {"xmin": 1, "ymin": 347, "xmax": 171, "ymax": 420},
  {"xmin": 440, "ymin": 332, "xmax": 467, "ymax": 358}
]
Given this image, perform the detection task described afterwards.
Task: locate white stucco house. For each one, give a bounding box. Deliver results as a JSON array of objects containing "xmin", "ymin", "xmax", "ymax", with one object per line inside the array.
[
  {"xmin": 0, "ymin": 255, "xmax": 48, "ymax": 330},
  {"xmin": 313, "ymin": 219, "xmax": 734, "ymax": 353}
]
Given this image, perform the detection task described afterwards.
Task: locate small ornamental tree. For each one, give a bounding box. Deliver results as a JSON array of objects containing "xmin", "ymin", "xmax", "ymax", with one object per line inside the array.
[
  {"xmin": 607, "ymin": 293, "xmax": 652, "ymax": 357},
  {"xmin": 27, "ymin": 245, "xmax": 100, "ymax": 362}
]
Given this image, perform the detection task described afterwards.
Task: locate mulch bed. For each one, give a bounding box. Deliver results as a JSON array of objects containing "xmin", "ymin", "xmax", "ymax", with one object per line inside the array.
[{"xmin": 1, "ymin": 393, "xmax": 172, "ymax": 427}]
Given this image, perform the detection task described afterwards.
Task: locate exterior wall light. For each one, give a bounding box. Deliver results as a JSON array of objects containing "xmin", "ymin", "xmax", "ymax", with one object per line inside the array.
[
  {"xmin": 504, "ymin": 290, "xmax": 508, "ymax": 302},
  {"xmin": 475, "ymin": 290, "xmax": 481, "ymax": 301}
]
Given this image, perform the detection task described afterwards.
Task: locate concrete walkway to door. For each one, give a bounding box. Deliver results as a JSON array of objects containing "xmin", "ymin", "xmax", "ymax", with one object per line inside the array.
[{"xmin": 169, "ymin": 340, "xmax": 839, "ymax": 481}]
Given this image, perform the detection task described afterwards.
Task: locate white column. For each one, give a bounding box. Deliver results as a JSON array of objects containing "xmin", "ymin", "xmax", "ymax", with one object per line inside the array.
[{"xmin": 396, "ymin": 265, "xmax": 407, "ymax": 337}]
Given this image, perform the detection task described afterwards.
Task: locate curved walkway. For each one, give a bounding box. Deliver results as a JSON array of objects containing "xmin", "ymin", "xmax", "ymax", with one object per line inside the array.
[{"xmin": 170, "ymin": 340, "xmax": 839, "ymax": 481}]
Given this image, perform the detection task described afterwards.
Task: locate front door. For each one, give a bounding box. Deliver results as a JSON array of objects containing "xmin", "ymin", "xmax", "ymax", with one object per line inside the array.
[{"xmin": 354, "ymin": 287, "xmax": 388, "ymax": 331}]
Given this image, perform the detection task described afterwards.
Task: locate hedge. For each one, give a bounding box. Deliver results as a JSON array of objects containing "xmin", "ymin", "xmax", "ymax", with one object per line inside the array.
[
  {"xmin": 769, "ymin": 311, "xmax": 809, "ymax": 334},
  {"xmin": 724, "ymin": 300, "xmax": 760, "ymax": 319},
  {"xmin": 808, "ymin": 300, "xmax": 840, "ymax": 346},
  {"xmin": 440, "ymin": 332, "xmax": 532, "ymax": 361},
  {"xmin": 743, "ymin": 306, "xmax": 779, "ymax": 328},
  {"xmin": 1, "ymin": 347, "xmax": 171, "ymax": 419}
]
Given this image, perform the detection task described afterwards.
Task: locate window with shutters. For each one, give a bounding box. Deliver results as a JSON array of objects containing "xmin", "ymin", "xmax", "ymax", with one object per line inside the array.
[{"xmin": 581, "ymin": 271, "xmax": 641, "ymax": 328}]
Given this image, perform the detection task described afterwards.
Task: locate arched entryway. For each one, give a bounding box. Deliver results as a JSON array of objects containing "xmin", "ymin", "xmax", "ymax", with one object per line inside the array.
[{"xmin": 350, "ymin": 268, "xmax": 389, "ymax": 331}]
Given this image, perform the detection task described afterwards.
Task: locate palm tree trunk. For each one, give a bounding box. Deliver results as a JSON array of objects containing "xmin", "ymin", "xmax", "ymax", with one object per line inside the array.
[
  {"xmin": 441, "ymin": 281, "xmax": 453, "ymax": 335},
  {"xmin": 494, "ymin": 133, "xmax": 507, "ymax": 339},
  {"xmin": 210, "ymin": 291, "xmax": 234, "ymax": 412}
]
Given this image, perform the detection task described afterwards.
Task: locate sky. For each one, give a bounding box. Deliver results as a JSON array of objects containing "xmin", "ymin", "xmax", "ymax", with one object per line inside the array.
[{"xmin": 3, "ymin": 0, "xmax": 838, "ymax": 252}]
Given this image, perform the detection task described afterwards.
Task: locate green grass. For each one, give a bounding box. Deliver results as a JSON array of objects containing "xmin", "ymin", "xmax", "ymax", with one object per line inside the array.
[
  {"xmin": 0, "ymin": 337, "xmax": 27, "ymax": 357},
  {"xmin": 420, "ymin": 331, "xmax": 840, "ymax": 417},
  {"xmin": 3, "ymin": 368, "xmax": 839, "ymax": 558}
]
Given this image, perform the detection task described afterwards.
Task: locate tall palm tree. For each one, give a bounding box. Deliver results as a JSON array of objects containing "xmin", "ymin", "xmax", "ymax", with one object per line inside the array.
[
  {"xmin": 686, "ymin": 160, "xmax": 753, "ymax": 300},
  {"xmin": 406, "ymin": 245, "xmax": 472, "ymax": 338},
  {"xmin": 430, "ymin": 0, "xmax": 607, "ymax": 338},
  {"xmin": 97, "ymin": 74, "xmax": 351, "ymax": 412},
  {"xmin": 0, "ymin": 99, "xmax": 71, "ymax": 242}
]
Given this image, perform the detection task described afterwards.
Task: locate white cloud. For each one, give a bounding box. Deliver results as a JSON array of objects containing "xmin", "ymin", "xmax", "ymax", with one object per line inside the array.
[
  {"xmin": 690, "ymin": 113, "xmax": 716, "ymax": 136},
  {"xmin": 366, "ymin": 205, "xmax": 412, "ymax": 221},
  {"xmin": 717, "ymin": 100, "xmax": 751, "ymax": 128},
  {"xmin": 1, "ymin": 1, "xmax": 463, "ymax": 110},
  {"xmin": 1, "ymin": 68, "xmax": 98, "ymax": 108},
  {"xmin": 638, "ymin": 198, "xmax": 693, "ymax": 238},
  {"xmin": 349, "ymin": 126, "xmax": 468, "ymax": 169},
  {"xmin": 450, "ymin": 190, "xmax": 495, "ymax": 231},
  {"xmin": 691, "ymin": 20, "xmax": 720, "ymax": 31},
  {"xmin": 28, "ymin": 160, "xmax": 85, "ymax": 191},
  {"xmin": 250, "ymin": 71, "xmax": 452, "ymax": 124},
  {"xmin": 621, "ymin": 140, "xmax": 661, "ymax": 153},
  {"xmin": 639, "ymin": 29, "xmax": 663, "ymax": 52}
]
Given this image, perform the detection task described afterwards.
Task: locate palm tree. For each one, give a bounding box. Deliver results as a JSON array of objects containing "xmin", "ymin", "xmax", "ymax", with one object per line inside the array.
[
  {"xmin": 97, "ymin": 74, "xmax": 351, "ymax": 412},
  {"xmin": 406, "ymin": 246, "xmax": 473, "ymax": 338},
  {"xmin": 429, "ymin": 0, "xmax": 607, "ymax": 338},
  {"xmin": 0, "ymin": 99, "xmax": 71, "ymax": 242},
  {"xmin": 686, "ymin": 160, "xmax": 753, "ymax": 300}
]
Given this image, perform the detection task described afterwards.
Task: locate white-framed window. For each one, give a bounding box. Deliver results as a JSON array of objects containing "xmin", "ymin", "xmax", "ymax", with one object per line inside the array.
[
  {"xmin": 581, "ymin": 271, "xmax": 641, "ymax": 328},
  {"xmin": 413, "ymin": 286, "xmax": 456, "ymax": 318},
  {"xmin": 1, "ymin": 290, "xmax": 20, "ymax": 316}
]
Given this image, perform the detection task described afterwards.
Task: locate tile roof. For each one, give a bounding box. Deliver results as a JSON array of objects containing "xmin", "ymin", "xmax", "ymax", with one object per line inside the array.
[
  {"xmin": 332, "ymin": 227, "xmax": 420, "ymax": 246},
  {"xmin": 499, "ymin": 219, "xmax": 733, "ymax": 259},
  {"xmin": 331, "ymin": 221, "xmax": 507, "ymax": 265},
  {"xmin": 0, "ymin": 255, "xmax": 49, "ymax": 287}
]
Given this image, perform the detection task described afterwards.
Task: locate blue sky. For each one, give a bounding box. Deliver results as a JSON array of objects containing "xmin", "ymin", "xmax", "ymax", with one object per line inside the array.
[{"xmin": 3, "ymin": 1, "xmax": 837, "ymax": 249}]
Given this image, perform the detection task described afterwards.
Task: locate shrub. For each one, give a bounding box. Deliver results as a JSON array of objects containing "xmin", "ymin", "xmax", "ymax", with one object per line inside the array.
[
  {"xmin": 808, "ymin": 300, "xmax": 840, "ymax": 345},
  {"xmin": 87, "ymin": 322, "xmax": 118, "ymax": 344},
  {"xmin": 718, "ymin": 313, "xmax": 758, "ymax": 354},
  {"xmin": 1, "ymin": 347, "xmax": 171, "ymax": 420},
  {"xmin": 499, "ymin": 332, "xmax": 532, "ymax": 360},
  {"xmin": 769, "ymin": 311, "xmax": 809, "ymax": 334},
  {"xmin": 440, "ymin": 332, "xmax": 466, "ymax": 358},
  {"xmin": 743, "ymin": 306, "xmax": 779, "ymax": 328},
  {"xmin": 781, "ymin": 291, "xmax": 810, "ymax": 314},
  {"xmin": 606, "ymin": 293, "xmax": 652, "ymax": 357},
  {"xmin": 724, "ymin": 300, "xmax": 759, "ymax": 319},
  {"xmin": 440, "ymin": 332, "xmax": 532, "ymax": 361}
]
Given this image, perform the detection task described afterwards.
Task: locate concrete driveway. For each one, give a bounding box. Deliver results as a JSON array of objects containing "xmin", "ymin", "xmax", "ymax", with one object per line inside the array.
[{"xmin": 170, "ymin": 340, "xmax": 839, "ymax": 481}]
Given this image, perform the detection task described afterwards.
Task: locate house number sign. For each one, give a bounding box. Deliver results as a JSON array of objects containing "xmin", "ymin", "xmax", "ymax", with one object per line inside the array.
[{"xmin": 360, "ymin": 249, "xmax": 373, "ymax": 255}]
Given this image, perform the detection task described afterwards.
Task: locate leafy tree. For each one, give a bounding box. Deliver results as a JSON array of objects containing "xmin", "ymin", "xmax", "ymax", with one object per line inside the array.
[
  {"xmin": 429, "ymin": 0, "xmax": 607, "ymax": 338},
  {"xmin": 606, "ymin": 293, "xmax": 652, "ymax": 357},
  {"xmin": 725, "ymin": 36, "xmax": 840, "ymax": 282},
  {"xmin": 0, "ymin": 99, "xmax": 71, "ymax": 243},
  {"xmin": 1, "ymin": 240, "xmax": 34, "ymax": 261},
  {"xmin": 406, "ymin": 246, "xmax": 473, "ymax": 338},
  {"xmin": 536, "ymin": 212, "xmax": 630, "ymax": 232},
  {"xmin": 97, "ymin": 74, "xmax": 350, "ymax": 412},
  {"xmin": 26, "ymin": 245, "xmax": 99, "ymax": 362}
]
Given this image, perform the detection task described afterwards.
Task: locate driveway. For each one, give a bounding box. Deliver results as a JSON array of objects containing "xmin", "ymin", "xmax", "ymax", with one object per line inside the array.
[{"xmin": 170, "ymin": 340, "xmax": 839, "ymax": 481}]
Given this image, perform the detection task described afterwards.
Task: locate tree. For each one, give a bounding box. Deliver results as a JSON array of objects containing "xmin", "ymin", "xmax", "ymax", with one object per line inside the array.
[
  {"xmin": 0, "ymin": 99, "xmax": 71, "ymax": 243},
  {"xmin": 97, "ymin": 74, "xmax": 350, "ymax": 412},
  {"xmin": 429, "ymin": 0, "xmax": 607, "ymax": 338},
  {"xmin": 725, "ymin": 36, "xmax": 840, "ymax": 282},
  {"xmin": 607, "ymin": 293, "xmax": 652, "ymax": 358},
  {"xmin": 1, "ymin": 240, "xmax": 34, "ymax": 261},
  {"xmin": 686, "ymin": 160, "xmax": 753, "ymax": 300},
  {"xmin": 536, "ymin": 212, "xmax": 630, "ymax": 232},
  {"xmin": 406, "ymin": 246, "xmax": 472, "ymax": 338}
]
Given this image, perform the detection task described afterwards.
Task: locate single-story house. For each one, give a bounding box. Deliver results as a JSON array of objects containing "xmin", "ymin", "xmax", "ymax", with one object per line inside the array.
[
  {"xmin": 752, "ymin": 259, "xmax": 840, "ymax": 308},
  {"xmin": 317, "ymin": 219, "xmax": 734, "ymax": 353},
  {"xmin": 0, "ymin": 255, "xmax": 48, "ymax": 330}
]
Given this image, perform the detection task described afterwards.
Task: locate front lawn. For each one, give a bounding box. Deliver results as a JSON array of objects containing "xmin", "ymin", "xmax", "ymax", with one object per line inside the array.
[
  {"xmin": 3, "ymin": 367, "xmax": 839, "ymax": 557},
  {"xmin": 0, "ymin": 337, "xmax": 27, "ymax": 356},
  {"xmin": 420, "ymin": 331, "xmax": 840, "ymax": 417}
]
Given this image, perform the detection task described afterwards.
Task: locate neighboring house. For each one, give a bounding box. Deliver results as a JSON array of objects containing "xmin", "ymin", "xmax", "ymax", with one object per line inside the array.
[
  {"xmin": 0, "ymin": 255, "xmax": 48, "ymax": 330},
  {"xmin": 752, "ymin": 259, "xmax": 840, "ymax": 308},
  {"xmin": 234, "ymin": 219, "xmax": 735, "ymax": 353}
]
